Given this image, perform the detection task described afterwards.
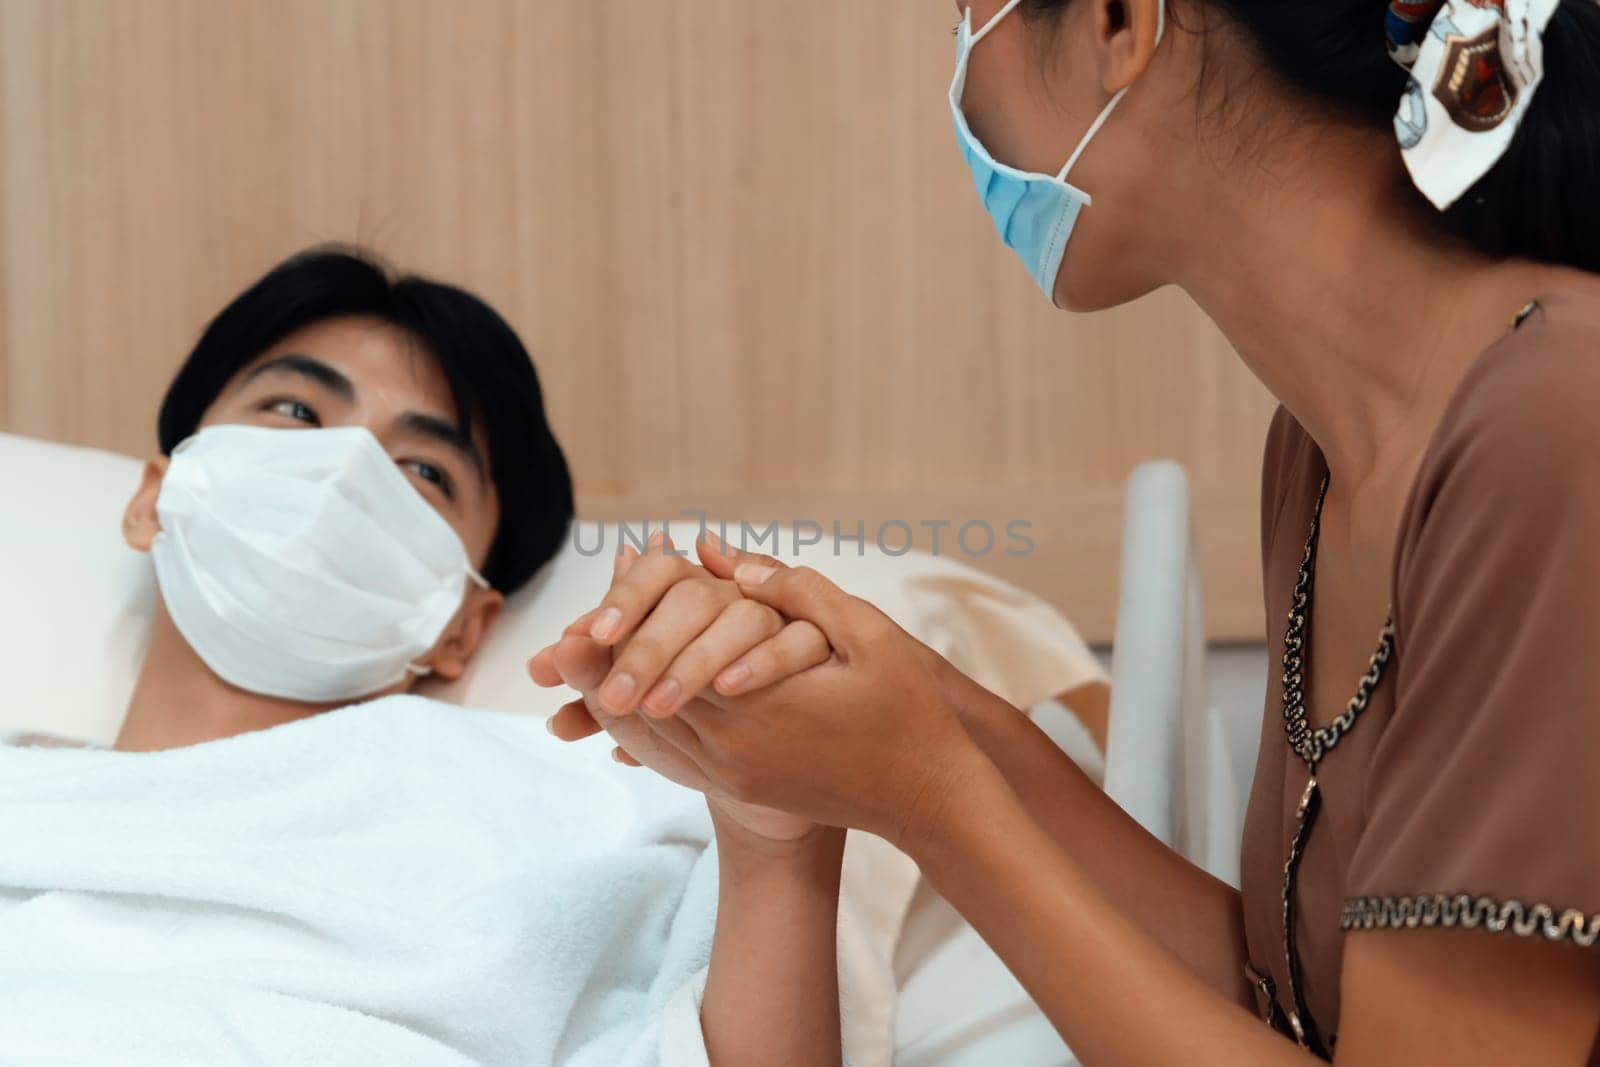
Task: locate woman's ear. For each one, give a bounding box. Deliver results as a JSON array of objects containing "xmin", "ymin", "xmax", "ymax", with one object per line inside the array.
[
  {"xmin": 1095, "ymin": 0, "xmax": 1164, "ymax": 95},
  {"xmin": 422, "ymin": 586, "xmax": 504, "ymax": 682},
  {"xmin": 122, "ymin": 456, "xmax": 170, "ymax": 552}
]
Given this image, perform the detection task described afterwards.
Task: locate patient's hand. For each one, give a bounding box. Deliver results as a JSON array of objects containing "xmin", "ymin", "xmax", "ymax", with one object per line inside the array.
[
  {"xmin": 586, "ymin": 691, "xmax": 822, "ymax": 842},
  {"xmin": 529, "ymin": 556, "xmax": 819, "ymax": 842},
  {"xmin": 563, "ymin": 530, "xmax": 833, "ymax": 717}
]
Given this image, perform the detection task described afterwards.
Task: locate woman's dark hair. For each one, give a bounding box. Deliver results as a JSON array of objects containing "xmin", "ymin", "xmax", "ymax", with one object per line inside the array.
[
  {"xmin": 1024, "ymin": 0, "xmax": 1600, "ymax": 273},
  {"xmin": 157, "ymin": 246, "xmax": 575, "ymax": 596}
]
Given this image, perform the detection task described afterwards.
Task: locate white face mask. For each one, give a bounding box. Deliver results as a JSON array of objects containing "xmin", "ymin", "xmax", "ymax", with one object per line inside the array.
[{"xmin": 150, "ymin": 424, "xmax": 489, "ymax": 704}]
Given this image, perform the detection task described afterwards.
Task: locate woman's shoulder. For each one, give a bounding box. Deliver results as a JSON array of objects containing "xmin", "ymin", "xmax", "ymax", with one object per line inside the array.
[
  {"xmin": 1443, "ymin": 287, "xmax": 1600, "ymax": 458},
  {"xmin": 1352, "ymin": 292, "xmax": 1600, "ymax": 943},
  {"xmin": 1395, "ymin": 284, "xmax": 1600, "ymax": 580}
]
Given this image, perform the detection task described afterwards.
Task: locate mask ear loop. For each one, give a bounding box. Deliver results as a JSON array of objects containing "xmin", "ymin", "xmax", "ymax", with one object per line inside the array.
[
  {"xmin": 1055, "ymin": 0, "xmax": 1167, "ymax": 190},
  {"xmin": 405, "ymin": 569, "xmax": 490, "ymax": 679},
  {"xmin": 968, "ymin": 0, "xmax": 1027, "ymax": 44}
]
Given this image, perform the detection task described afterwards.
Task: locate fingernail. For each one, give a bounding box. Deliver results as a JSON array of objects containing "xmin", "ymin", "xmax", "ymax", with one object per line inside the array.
[
  {"xmin": 599, "ymin": 671, "xmax": 636, "ymax": 712},
  {"xmin": 717, "ymin": 663, "xmax": 752, "ymax": 693},
  {"xmin": 544, "ymin": 716, "xmax": 559, "ymax": 736},
  {"xmin": 703, "ymin": 528, "xmax": 724, "ymax": 553},
  {"xmin": 643, "ymin": 677, "xmax": 680, "ymax": 716},
  {"xmin": 590, "ymin": 607, "xmax": 622, "ymax": 641},
  {"xmin": 610, "ymin": 747, "xmax": 626, "ymax": 764},
  {"xmin": 734, "ymin": 563, "xmax": 775, "ymax": 586}
]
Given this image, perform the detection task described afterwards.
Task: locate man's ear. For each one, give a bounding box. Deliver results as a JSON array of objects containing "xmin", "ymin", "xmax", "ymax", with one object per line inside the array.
[
  {"xmin": 1095, "ymin": 0, "xmax": 1163, "ymax": 95},
  {"xmin": 122, "ymin": 456, "xmax": 170, "ymax": 553},
  {"xmin": 424, "ymin": 585, "xmax": 504, "ymax": 682}
]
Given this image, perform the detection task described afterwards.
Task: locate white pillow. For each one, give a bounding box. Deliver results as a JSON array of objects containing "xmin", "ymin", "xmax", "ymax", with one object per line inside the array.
[{"xmin": 2, "ymin": 433, "xmax": 156, "ymax": 744}]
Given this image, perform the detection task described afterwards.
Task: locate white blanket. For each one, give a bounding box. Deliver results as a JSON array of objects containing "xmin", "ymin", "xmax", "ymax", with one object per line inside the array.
[{"xmin": 0, "ymin": 695, "xmax": 729, "ymax": 1066}]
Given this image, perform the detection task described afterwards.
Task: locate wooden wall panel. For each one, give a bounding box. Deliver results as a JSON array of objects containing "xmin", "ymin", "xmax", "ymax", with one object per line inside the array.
[{"xmin": 0, "ymin": 0, "xmax": 1277, "ymax": 642}]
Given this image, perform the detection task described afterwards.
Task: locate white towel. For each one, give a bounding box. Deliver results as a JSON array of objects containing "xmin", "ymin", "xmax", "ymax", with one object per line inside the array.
[{"xmin": 0, "ymin": 695, "xmax": 729, "ymax": 1066}]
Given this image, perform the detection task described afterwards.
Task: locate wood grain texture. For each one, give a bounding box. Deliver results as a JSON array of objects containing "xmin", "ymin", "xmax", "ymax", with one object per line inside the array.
[{"xmin": 0, "ymin": 0, "xmax": 1276, "ymax": 641}]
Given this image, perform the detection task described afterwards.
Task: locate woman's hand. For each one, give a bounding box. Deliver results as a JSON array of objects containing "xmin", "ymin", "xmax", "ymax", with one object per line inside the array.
[
  {"xmin": 534, "ymin": 530, "xmax": 1000, "ymax": 846},
  {"xmin": 529, "ymin": 527, "xmax": 837, "ymax": 753},
  {"xmin": 570, "ymin": 530, "xmax": 833, "ymax": 717},
  {"xmin": 679, "ymin": 563, "xmax": 992, "ymax": 847},
  {"xmin": 535, "ymin": 639, "xmax": 824, "ymax": 842},
  {"xmin": 527, "ymin": 547, "xmax": 823, "ymax": 842},
  {"xmin": 579, "ymin": 530, "xmax": 1016, "ymax": 730}
]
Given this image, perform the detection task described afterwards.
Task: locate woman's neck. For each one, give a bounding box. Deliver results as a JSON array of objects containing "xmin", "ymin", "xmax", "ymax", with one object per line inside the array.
[{"xmin": 1162, "ymin": 121, "xmax": 1574, "ymax": 496}]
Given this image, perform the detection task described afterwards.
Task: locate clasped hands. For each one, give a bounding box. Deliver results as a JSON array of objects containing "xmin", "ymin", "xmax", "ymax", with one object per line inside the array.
[{"xmin": 525, "ymin": 529, "xmax": 997, "ymax": 850}]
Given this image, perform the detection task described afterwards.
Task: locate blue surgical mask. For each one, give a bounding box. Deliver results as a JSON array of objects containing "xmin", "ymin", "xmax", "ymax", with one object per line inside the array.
[{"xmin": 950, "ymin": 0, "xmax": 1165, "ymax": 305}]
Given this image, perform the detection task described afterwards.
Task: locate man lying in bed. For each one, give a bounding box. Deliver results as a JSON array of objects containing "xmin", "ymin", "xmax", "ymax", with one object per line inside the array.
[{"xmin": 0, "ymin": 247, "xmax": 851, "ymax": 1066}]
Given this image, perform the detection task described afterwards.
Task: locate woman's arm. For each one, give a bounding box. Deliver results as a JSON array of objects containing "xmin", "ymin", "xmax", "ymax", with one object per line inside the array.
[
  {"xmin": 906, "ymin": 750, "xmax": 1308, "ymax": 1065},
  {"xmin": 948, "ymin": 678, "xmax": 1252, "ymax": 1006},
  {"xmin": 908, "ymin": 746, "xmax": 1600, "ymax": 1065},
  {"xmin": 701, "ymin": 815, "xmax": 846, "ymax": 1067}
]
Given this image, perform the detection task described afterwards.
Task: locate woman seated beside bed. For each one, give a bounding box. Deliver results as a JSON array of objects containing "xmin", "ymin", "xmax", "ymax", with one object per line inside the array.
[{"xmin": 0, "ymin": 246, "xmax": 890, "ymax": 1066}]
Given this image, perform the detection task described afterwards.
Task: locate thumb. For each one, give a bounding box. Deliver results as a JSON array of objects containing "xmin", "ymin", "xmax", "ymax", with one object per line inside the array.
[
  {"xmin": 731, "ymin": 563, "xmax": 857, "ymax": 648},
  {"xmin": 696, "ymin": 528, "xmax": 784, "ymax": 582},
  {"xmin": 527, "ymin": 605, "xmax": 608, "ymax": 684}
]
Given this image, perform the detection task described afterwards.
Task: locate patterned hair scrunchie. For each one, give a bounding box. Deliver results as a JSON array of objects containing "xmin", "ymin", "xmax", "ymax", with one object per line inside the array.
[
  {"xmin": 1387, "ymin": 0, "xmax": 1450, "ymax": 64},
  {"xmin": 1386, "ymin": 0, "xmax": 1562, "ymax": 210}
]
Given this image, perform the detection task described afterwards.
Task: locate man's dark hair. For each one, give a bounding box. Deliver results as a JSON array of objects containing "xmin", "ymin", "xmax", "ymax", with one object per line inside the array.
[{"xmin": 157, "ymin": 245, "xmax": 574, "ymax": 595}]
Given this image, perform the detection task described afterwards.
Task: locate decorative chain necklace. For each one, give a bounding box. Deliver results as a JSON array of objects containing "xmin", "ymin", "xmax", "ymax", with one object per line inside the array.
[
  {"xmin": 1259, "ymin": 302, "xmax": 1538, "ymax": 1055},
  {"xmin": 1273, "ymin": 473, "xmax": 1395, "ymax": 1058}
]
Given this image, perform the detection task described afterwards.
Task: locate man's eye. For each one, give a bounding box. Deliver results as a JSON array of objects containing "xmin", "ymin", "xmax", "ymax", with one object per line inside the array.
[
  {"xmin": 407, "ymin": 461, "xmax": 454, "ymax": 500},
  {"xmin": 265, "ymin": 398, "xmax": 319, "ymax": 425}
]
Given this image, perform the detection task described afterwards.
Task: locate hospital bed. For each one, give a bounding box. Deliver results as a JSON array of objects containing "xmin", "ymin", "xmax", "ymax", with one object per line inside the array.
[
  {"xmin": 1, "ymin": 433, "xmax": 1257, "ymax": 1065},
  {"xmin": 1104, "ymin": 461, "xmax": 1253, "ymax": 888}
]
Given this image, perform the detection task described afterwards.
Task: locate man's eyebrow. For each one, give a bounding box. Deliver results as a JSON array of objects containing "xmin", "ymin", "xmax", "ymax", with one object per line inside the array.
[
  {"xmin": 238, "ymin": 354, "xmax": 356, "ymax": 402},
  {"xmin": 397, "ymin": 411, "xmax": 488, "ymax": 485}
]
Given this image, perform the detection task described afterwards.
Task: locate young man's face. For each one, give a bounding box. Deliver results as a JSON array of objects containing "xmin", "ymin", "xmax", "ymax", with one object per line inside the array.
[
  {"xmin": 196, "ymin": 314, "xmax": 501, "ymax": 568},
  {"xmin": 119, "ymin": 313, "xmax": 506, "ymax": 698}
]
